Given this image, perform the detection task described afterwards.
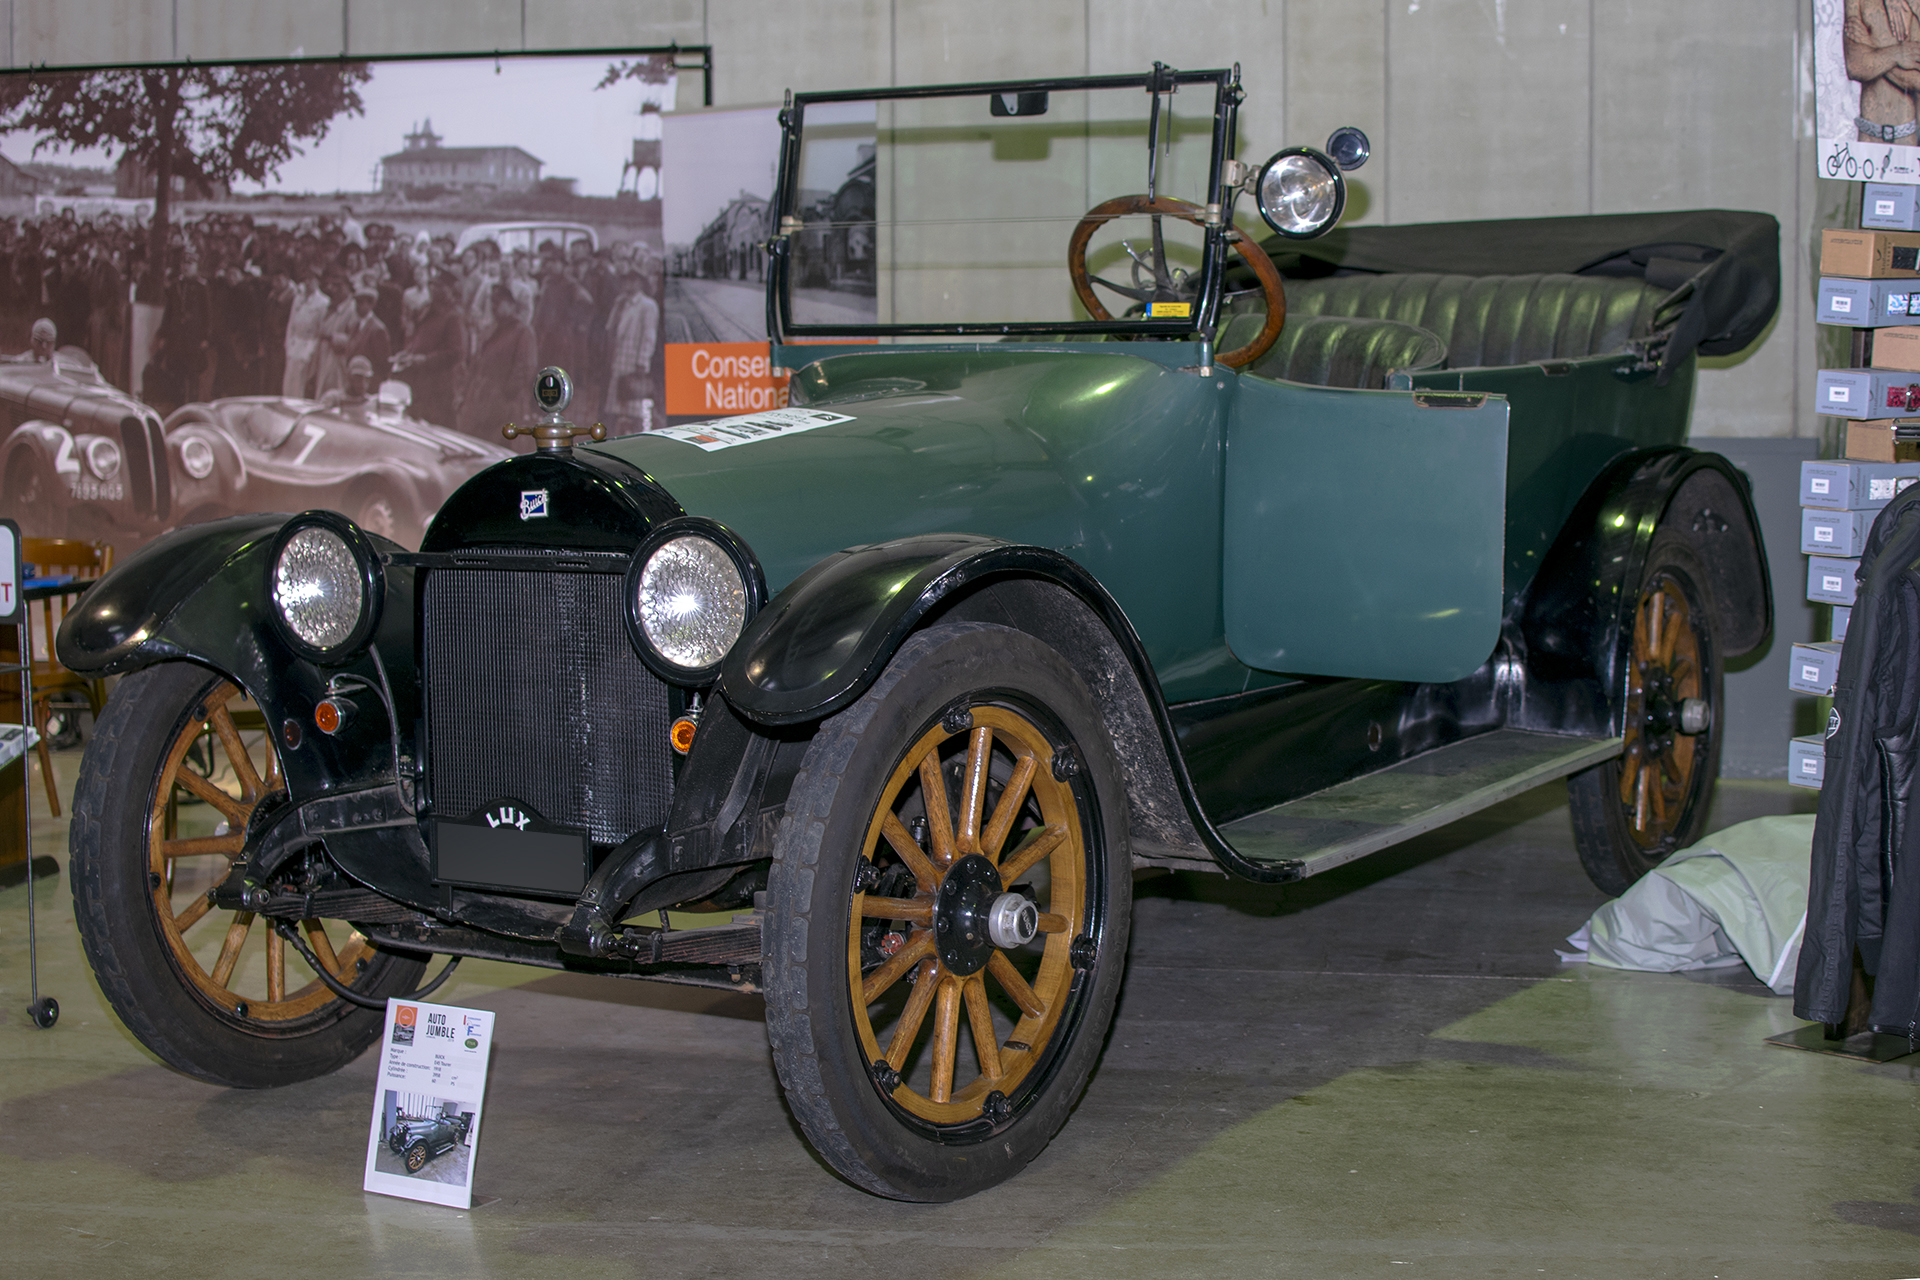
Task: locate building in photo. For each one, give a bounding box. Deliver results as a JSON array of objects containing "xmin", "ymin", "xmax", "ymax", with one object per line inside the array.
[{"xmin": 378, "ymin": 120, "xmax": 543, "ymax": 194}]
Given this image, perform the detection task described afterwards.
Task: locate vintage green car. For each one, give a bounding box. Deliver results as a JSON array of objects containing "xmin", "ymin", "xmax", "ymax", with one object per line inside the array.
[
  {"xmin": 387, "ymin": 1109, "xmax": 470, "ymax": 1174},
  {"xmin": 57, "ymin": 66, "xmax": 1775, "ymax": 1202}
]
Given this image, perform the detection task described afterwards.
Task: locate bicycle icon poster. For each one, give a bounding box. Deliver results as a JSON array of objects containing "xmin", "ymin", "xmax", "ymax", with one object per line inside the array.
[{"xmin": 1819, "ymin": 0, "xmax": 1920, "ymax": 183}]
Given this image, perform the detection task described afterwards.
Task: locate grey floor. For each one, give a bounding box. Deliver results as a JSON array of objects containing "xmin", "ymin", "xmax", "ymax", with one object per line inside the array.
[{"xmin": 5, "ymin": 745, "xmax": 1917, "ymax": 1279}]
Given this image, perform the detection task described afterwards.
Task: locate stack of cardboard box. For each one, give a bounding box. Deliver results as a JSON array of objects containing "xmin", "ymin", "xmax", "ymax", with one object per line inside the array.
[
  {"xmin": 1788, "ymin": 455, "xmax": 1920, "ymax": 787},
  {"xmin": 1799, "ymin": 185, "xmax": 1920, "ymax": 786}
]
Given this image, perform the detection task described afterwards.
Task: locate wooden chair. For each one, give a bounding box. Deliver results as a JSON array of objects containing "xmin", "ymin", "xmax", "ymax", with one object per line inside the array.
[{"xmin": 21, "ymin": 538, "xmax": 112, "ymax": 817}]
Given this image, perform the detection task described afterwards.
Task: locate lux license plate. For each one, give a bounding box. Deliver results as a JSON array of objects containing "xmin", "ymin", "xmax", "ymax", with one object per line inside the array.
[{"xmin": 432, "ymin": 818, "xmax": 590, "ymax": 896}]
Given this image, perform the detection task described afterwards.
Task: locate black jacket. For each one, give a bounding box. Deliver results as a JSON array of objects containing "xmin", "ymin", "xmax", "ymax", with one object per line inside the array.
[{"xmin": 1795, "ymin": 483, "xmax": 1920, "ymax": 1034}]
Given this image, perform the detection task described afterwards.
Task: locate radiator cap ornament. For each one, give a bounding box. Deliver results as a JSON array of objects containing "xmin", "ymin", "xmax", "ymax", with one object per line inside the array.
[{"xmin": 503, "ymin": 366, "xmax": 608, "ymax": 453}]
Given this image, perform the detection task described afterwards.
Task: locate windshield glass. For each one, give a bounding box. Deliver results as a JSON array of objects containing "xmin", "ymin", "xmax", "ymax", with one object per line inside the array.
[{"xmin": 777, "ymin": 70, "xmax": 1231, "ymax": 338}]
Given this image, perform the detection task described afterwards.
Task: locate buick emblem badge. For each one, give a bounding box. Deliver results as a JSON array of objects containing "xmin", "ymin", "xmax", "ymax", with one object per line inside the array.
[{"xmin": 519, "ymin": 488, "xmax": 549, "ymax": 520}]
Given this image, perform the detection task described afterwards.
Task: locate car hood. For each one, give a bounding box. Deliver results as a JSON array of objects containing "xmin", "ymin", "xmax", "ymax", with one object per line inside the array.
[
  {"xmin": 0, "ymin": 358, "xmax": 149, "ymax": 431},
  {"xmin": 196, "ymin": 396, "xmax": 512, "ymax": 463},
  {"xmin": 589, "ymin": 345, "xmax": 1222, "ymax": 593}
]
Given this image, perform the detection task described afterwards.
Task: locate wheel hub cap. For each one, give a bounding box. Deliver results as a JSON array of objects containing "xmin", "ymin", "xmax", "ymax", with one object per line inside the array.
[
  {"xmin": 933, "ymin": 854, "xmax": 1004, "ymax": 976},
  {"xmin": 986, "ymin": 892, "xmax": 1039, "ymax": 949}
]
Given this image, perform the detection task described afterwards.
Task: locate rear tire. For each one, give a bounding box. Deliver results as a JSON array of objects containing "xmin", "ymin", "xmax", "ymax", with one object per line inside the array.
[{"xmin": 1568, "ymin": 533, "xmax": 1723, "ymax": 896}]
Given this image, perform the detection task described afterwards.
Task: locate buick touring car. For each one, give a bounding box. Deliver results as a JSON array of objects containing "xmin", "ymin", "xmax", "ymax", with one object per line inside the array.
[
  {"xmin": 56, "ymin": 65, "xmax": 1775, "ymax": 1201},
  {"xmin": 387, "ymin": 1109, "xmax": 471, "ymax": 1174}
]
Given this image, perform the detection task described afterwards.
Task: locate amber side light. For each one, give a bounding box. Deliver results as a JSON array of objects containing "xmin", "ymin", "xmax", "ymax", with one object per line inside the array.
[
  {"xmin": 314, "ymin": 700, "xmax": 343, "ymax": 735},
  {"xmin": 669, "ymin": 717, "xmax": 698, "ymax": 754}
]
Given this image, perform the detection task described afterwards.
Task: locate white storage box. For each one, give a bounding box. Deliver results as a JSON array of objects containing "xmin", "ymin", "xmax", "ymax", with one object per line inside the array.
[
  {"xmin": 1817, "ymin": 277, "xmax": 1920, "ymax": 326},
  {"xmin": 1789, "ymin": 735, "xmax": 1827, "ymax": 789},
  {"xmin": 1807, "ymin": 555, "xmax": 1860, "ymax": 605},
  {"xmin": 1800, "ymin": 458, "xmax": 1920, "ymax": 509},
  {"xmin": 1815, "ymin": 368, "xmax": 1920, "ymax": 419},
  {"xmin": 1802, "ymin": 507, "xmax": 1877, "ymax": 556},
  {"xmin": 1865, "ymin": 182, "xmax": 1920, "ymax": 231},
  {"xmin": 1788, "ymin": 641, "xmax": 1844, "ymax": 696}
]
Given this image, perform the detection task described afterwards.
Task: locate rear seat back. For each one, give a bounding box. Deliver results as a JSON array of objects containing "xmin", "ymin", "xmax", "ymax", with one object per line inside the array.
[{"xmin": 1282, "ymin": 272, "xmax": 1667, "ymax": 368}]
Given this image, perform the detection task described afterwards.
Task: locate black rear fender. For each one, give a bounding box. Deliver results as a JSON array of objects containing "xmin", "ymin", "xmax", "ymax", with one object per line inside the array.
[{"xmin": 1519, "ymin": 446, "xmax": 1770, "ymax": 735}]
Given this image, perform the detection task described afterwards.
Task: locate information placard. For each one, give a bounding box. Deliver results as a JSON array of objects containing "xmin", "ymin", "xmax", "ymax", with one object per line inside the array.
[
  {"xmin": 0, "ymin": 517, "xmax": 20, "ymax": 628},
  {"xmin": 363, "ymin": 998, "xmax": 495, "ymax": 1209}
]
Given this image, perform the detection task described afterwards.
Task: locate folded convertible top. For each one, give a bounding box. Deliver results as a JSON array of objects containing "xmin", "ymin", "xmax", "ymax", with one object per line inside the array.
[{"xmin": 1258, "ymin": 209, "xmax": 1780, "ymax": 383}]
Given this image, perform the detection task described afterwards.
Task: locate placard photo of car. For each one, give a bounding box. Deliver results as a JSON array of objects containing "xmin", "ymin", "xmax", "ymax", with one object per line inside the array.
[
  {"xmin": 56, "ymin": 65, "xmax": 1776, "ymax": 1203},
  {"xmin": 376, "ymin": 1091, "xmax": 474, "ymax": 1181}
]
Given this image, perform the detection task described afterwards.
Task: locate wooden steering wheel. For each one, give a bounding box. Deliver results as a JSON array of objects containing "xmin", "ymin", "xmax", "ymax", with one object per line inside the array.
[{"xmin": 1066, "ymin": 194, "xmax": 1287, "ymax": 368}]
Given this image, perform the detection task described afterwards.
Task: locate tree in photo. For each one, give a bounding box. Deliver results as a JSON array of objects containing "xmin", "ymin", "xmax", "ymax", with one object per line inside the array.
[{"xmin": 0, "ymin": 62, "xmax": 373, "ymax": 301}]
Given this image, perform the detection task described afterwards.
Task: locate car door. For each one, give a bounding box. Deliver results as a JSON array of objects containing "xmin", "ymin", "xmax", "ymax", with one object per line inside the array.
[{"xmin": 1222, "ymin": 373, "xmax": 1509, "ymax": 684}]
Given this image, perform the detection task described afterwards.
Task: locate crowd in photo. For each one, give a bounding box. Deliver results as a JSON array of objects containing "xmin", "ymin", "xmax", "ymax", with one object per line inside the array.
[{"xmin": 0, "ymin": 205, "xmax": 663, "ymax": 440}]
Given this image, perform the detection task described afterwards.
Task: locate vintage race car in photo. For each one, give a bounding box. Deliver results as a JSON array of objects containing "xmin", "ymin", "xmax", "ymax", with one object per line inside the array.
[
  {"xmin": 160, "ymin": 387, "xmax": 513, "ymax": 547},
  {"xmin": 56, "ymin": 66, "xmax": 1777, "ymax": 1203},
  {"xmin": 0, "ymin": 349, "xmax": 173, "ymax": 546},
  {"xmin": 0, "ymin": 363, "xmax": 510, "ymax": 549}
]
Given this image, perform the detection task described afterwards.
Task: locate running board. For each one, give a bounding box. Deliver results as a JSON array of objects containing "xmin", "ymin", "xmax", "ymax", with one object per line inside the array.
[{"xmin": 1216, "ymin": 730, "xmax": 1622, "ymax": 882}]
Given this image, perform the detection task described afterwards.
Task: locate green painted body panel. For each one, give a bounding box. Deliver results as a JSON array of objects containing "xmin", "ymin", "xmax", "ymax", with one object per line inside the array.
[
  {"xmin": 1223, "ymin": 376, "xmax": 1510, "ymax": 683},
  {"xmin": 588, "ymin": 343, "xmax": 1248, "ymax": 701},
  {"xmin": 1411, "ymin": 353, "xmax": 1696, "ymax": 596},
  {"xmin": 585, "ymin": 340, "xmax": 1696, "ymax": 704}
]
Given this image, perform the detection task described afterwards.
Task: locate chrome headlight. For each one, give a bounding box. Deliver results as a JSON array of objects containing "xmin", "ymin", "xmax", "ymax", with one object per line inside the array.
[
  {"xmin": 1254, "ymin": 147, "xmax": 1346, "ymax": 240},
  {"xmin": 266, "ymin": 512, "xmax": 383, "ymax": 662},
  {"xmin": 178, "ymin": 435, "xmax": 215, "ymax": 480},
  {"xmin": 624, "ymin": 518, "xmax": 764, "ymax": 684},
  {"xmin": 83, "ymin": 437, "xmax": 121, "ymax": 480}
]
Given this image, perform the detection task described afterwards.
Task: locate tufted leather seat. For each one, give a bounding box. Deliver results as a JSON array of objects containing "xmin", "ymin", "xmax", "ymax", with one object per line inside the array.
[
  {"xmin": 1220, "ymin": 312, "xmax": 1447, "ymax": 389},
  {"xmin": 1280, "ymin": 272, "xmax": 1667, "ymax": 368}
]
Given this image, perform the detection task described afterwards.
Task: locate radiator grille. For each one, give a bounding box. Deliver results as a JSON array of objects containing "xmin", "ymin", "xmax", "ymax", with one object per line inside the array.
[{"xmin": 424, "ymin": 566, "xmax": 671, "ymax": 846}]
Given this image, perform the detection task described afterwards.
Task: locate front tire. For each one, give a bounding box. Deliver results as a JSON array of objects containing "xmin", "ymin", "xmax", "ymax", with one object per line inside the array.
[
  {"xmin": 1568, "ymin": 533, "xmax": 1723, "ymax": 896},
  {"xmin": 764, "ymin": 622, "xmax": 1131, "ymax": 1201},
  {"xmin": 70, "ymin": 662, "xmax": 426, "ymax": 1088},
  {"xmin": 3, "ymin": 446, "xmax": 64, "ymax": 538},
  {"xmin": 405, "ymin": 1141, "xmax": 429, "ymax": 1173}
]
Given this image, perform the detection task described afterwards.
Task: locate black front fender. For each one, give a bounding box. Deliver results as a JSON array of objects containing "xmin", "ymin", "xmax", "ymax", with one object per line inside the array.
[
  {"xmin": 721, "ymin": 534, "xmax": 1118, "ymax": 725},
  {"xmin": 56, "ymin": 511, "xmax": 423, "ymax": 815},
  {"xmin": 56, "ymin": 513, "xmax": 289, "ymax": 676}
]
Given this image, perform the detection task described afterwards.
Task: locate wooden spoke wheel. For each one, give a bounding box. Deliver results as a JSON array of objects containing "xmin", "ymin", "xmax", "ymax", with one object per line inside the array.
[
  {"xmin": 405, "ymin": 1141, "xmax": 430, "ymax": 1173},
  {"xmin": 765, "ymin": 622, "xmax": 1130, "ymax": 1201},
  {"xmin": 70, "ymin": 662, "xmax": 426, "ymax": 1088},
  {"xmin": 1619, "ymin": 572, "xmax": 1704, "ymax": 847},
  {"xmin": 147, "ymin": 679, "xmax": 377, "ymax": 1022},
  {"xmin": 851, "ymin": 705, "xmax": 1085, "ymax": 1126},
  {"xmin": 1569, "ymin": 534, "xmax": 1722, "ymax": 897}
]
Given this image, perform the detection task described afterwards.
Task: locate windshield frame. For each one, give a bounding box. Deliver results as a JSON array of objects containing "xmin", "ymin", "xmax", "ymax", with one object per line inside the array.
[{"xmin": 767, "ymin": 66, "xmax": 1240, "ymax": 344}]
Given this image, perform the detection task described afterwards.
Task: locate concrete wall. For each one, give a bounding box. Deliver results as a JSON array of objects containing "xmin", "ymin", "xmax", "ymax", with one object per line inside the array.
[
  {"xmin": 1, "ymin": 0, "xmax": 1827, "ymax": 439},
  {"xmin": 8, "ymin": 1, "xmax": 1824, "ymax": 773}
]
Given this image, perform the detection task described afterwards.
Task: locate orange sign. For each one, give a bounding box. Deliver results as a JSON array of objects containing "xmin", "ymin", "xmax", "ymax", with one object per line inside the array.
[
  {"xmin": 664, "ymin": 343, "xmax": 790, "ymax": 417},
  {"xmin": 394, "ymin": 1004, "xmax": 417, "ymax": 1026}
]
